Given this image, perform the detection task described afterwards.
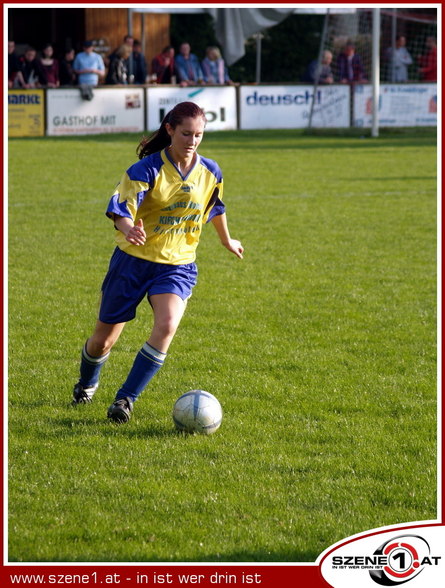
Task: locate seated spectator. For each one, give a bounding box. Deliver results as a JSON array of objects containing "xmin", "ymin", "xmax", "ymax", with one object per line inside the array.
[
  {"xmin": 73, "ymin": 40, "xmax": 105, "ymax": 87},
  {"xmin": 8, "ymin": 40, "xmax": 25, "ymax": 88},
  {"xmin": 59, "ymin": 48, "xmax": 76, "ymax": 86},
  {"xmin": 418, "ymin": 36, "xmax": 437, "ymax": 82},
  {"xmin": 20, "ymin": 46, "xmax": 47, "ymax": 88},
  {"xmin": 106, "ymin": 44, "xmax": 131, "ymax": 85},
  {"xmin": 385, "ymin": 35, "xmax": 413, "ymax": 82},
  {"xmin": 151, "ymin": 45, "xmax": 176, "ymax": 84},
  {"xmin": 201, "ymin": 46, "xmax": 233, "ymax": 85},
  {"xmin": 132, "ymin": 40, "xmax": 148, "ymax": 84},
  {"xmin": 175, "ymin": 42, "xmax": 205, "ymax": 86},
  {"xmin": 302, "ymin": 50, "xmax": 334, "ymax": 84},
  {"xmin": 39, "ymin": 43, "xmax": 59, "ymax": 87},
  {"xmin": 337, "ymin": 41, "xmax": 367, "ymax": 83}
]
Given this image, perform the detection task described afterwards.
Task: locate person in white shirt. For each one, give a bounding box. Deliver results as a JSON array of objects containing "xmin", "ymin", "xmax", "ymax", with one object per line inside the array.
[{"xmin": 386, "ymin": 35, "xmax": 413, "ymax": 82}]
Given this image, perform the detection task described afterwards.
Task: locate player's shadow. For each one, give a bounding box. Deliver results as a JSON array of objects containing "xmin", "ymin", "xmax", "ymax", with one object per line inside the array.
[{"xmin": 49, "ymin": 414, "xmax": 180, "ymax": 439}]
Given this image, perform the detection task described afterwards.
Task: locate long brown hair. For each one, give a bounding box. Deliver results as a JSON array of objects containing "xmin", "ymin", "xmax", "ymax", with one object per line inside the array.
[{"xmin": 137, "ymin": 102, "xmax": 207, "ymax": 159}]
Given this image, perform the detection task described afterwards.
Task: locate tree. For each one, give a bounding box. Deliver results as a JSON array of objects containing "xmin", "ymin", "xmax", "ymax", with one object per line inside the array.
[{"xmin": 171, "ymin": 13, "xmax": 326, "ymax": 83}]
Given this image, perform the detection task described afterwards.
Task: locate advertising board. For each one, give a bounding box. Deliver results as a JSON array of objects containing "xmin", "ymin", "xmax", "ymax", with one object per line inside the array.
[
  {"xmin": 239, "ymin": 85, "xmax": 350, "ymax": 129},
  {"xmin": 146, "ymin": 86, "xmax": 237, "ymax": 131},
  {"xmin": 8, "ymin": 89, "xmax": 45, "ymax": 137},
  {"xmin": 353, "ymin": 83, "xmax": 437, "ymax": 127},
  {"xmin": 46, "ymin": 88, "xmax": 145, "ymax": 135}
]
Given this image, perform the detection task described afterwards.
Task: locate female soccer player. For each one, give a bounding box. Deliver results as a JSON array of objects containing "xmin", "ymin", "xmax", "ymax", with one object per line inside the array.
[{"xmin": 72, "ymin": 101, "xmax": 243, "ymax": 423}]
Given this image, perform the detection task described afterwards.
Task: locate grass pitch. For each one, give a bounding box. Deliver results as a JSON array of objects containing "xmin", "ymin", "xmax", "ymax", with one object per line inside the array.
[{"xmin": 7, "ymin": 128, "xmax": 437, "ymax": 562}]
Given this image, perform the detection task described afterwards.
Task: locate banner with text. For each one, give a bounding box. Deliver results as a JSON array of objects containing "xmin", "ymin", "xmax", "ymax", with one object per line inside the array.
[
  {"xmin": 46, "ymin": 88, "xmax": 145, "ymax": 135},
  {"xmin": 239, "ymin": 85, "xmax": 350, "ymax": 129},
  {"xmin": 353, "ymin": 83, "xmax": 437, "ymax": 127},
  {"xmin": 146, "ymin": 86, "xmax": 237, "ymax": 131},
  {"xmin": 8, "ymin": 89, "xmax": 45, "ymax": 137}
]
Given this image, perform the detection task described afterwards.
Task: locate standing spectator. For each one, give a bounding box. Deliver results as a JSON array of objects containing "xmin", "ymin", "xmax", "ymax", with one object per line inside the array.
[
  {"xmin": 20, "ymin": 46, "xmax": 47, "ymax": 88},
  {"xmin": 108, "ymin": 35, "xmax": 135, "ymax": 83},
  {"xmin": 201, "ymin": 46, "xmax": 233, "ymax": 85},
  {"xmin": 151, "ymin": 45, "xmax": 176, "ymax": 84},
  {"xmin": 123, "ymin": 34, "xmax": 134, "ymax": 48},
  {"xmin": 39, "ymin": 43, "xmax": 59, "ymax": 87},
  {"xmin": 175, "ymin": 42, "xmax": 205, "ymax": 86},
  {"xmin": 106, "ymin": 44, "xmax": 131, "ymax": 85},
  {"xmin": 8, "ymin": 40, "xmax": 25, "ymax": 88},
  {"xmin": 132, "ymin": 40, "xmax": 147, "ymax": 84},
  {"xmin": 337, "ymin": 41, "xmax": 367, "ymax": 83},
  {"xmin": 385, "ymin": 35, "xmax": 413, "ymax": 82},
  {"xmin": 418, "ymin": 36, "xmax": 437, "ymax": 82},
  {"xmin": 123, "ymin": 34, "xmax": 134, "ymax": 83},
  {"xmin": 302, "ymin": 50, "xmax": 334, "ymax": 84},
  {"xmin": 59, "ymin": 48, "xmax": 76, "ymax": 86},
  {"xmin": 73, "ymin": 40, "xmax": 105, "ymax": 87}
]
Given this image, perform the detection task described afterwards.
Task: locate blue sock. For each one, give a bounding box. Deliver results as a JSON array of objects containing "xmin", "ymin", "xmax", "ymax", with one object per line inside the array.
[
  {"xmin": 79, "ymin": 343, "xmax": 110, "ymax": 388},
  {"xmin": 115, "ymin": 343, "xmax": 166, "ymax": 402}
]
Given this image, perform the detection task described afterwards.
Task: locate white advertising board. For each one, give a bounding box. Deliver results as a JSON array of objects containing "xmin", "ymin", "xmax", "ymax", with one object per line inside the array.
[
  {"xmin": 146, "ymin": 86, "xmax": 237, "ymax": 131},
  {"xmin": 46, "ymin": 88, "xmax": 145, "ymax": 135},
  {"xmin": 353, "ymin": 83, "xmax": 437, "ymax": 127},
  {"xmin": 239, "ymin": 85, "xmax": 350, "ymax": 129}
]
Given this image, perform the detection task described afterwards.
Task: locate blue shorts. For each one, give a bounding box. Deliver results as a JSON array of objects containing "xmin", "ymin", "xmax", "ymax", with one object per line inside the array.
[{"xmin": 99, "ymin": 248, "xmax": 198, "ymax": 324}]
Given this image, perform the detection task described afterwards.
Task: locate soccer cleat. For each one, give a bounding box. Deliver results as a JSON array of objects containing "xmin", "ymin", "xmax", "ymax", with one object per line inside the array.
[
  {"xmin": 107, "ymin": 397, "xmax": 134, "ymax": 423},
  {"xmin": 72, "ymin": 382, "xmax": 98, "ymax": 405}
]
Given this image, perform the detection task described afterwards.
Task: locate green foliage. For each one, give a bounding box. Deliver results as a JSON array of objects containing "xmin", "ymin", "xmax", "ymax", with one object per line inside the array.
[
  {"xmin": 170, "ymin": 13, "xmax": 219, "ymax": 62},
  {"xmin": 8, "ymin": 129, "xmax": 437, "ymax": 562},
  {"xmin": 232, "ymin": 15, "xmax": 324, "ymax": 83},
  {"xmin": 170, "ymin": 13, "xmax": 324, "ymax": 83}
]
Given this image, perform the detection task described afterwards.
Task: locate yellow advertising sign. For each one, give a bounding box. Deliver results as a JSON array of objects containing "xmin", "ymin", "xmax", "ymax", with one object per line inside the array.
[{"xmin": 8, "ymin": 89, "xmax": 45, "ymax": 137}]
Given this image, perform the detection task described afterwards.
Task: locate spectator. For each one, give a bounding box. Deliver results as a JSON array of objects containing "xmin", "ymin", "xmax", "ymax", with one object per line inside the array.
[
  {"xmin": 151, "ymin": 45, "xmax": 176, "ymax": 84},
  {"xmin": 132, "ymin": 40, "xmax": 148, "ymax": 84},
  {"xmin": 123, "ymin": 34, "xmax": 134, "ymax": 48},
  {"xmin": 39, "ymin": 43, "xmax": 59, "ymax": 87},
  {"xmin": 106, "ymin": 44, "xmax": 131, "ymax": 85},
  {"xmin": 337, "ymin": 41, "xmax": 367, "ymax": 83},
  {"xmin": 175, "ymin": 42, "xmax": 205, "ymax": 86},
  {"xmin": 418, "ymin": 36, "xmax": 437, "ymax": 82},
  {"xmin": 8, "ymin": 40, "xmax": 25, "ymax": 88},
  {"xmin": 59, "ymin": 48, "xmax": 76, "ymax": 86},
  {"xmin": 20, "ymin": 46, "xmax": 47, "ymax": 88},
  {"xmin": 73, "ymin": 40, "xmax": 105, "ymax": 87},
  {"xmin": 201, "ymin": 46, "xmax": 233, "ymax": 85},
  {"xmin": 122, "ymin": 35, "xmax": 134, "ymax": 82},
  {"xmin": 302, "ymin": 50, "xmax": 334, "ymax": 84},
  {"xmin": 385, "ymin": 35, "xmax": 413, "ymax": 82}
]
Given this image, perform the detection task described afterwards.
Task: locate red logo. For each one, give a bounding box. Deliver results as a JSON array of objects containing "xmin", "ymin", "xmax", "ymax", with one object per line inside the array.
[
  {"xmin": 370, "ymin": 535, "xmax": 438, "ymax": 585},
  {"xmin": 429, "ymin": 95, "xmax": 437, "ymax": 113}
]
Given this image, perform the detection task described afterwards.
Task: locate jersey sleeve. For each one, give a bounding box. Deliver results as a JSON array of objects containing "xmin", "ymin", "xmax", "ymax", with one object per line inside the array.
[
  {"xmin": 205, "ymin": 188, "xmax": 225, "ymax": 222},
  {"xmin": 201, "ymin": 158, "xmax": 226, "ymax": 223},
  {"xmin": 106, "ymin": 159, "xmax": 154, "ymax": 221}
]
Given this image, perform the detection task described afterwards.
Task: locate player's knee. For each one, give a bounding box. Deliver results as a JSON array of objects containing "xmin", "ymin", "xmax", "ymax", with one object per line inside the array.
[
  {"xmin": 87, "ymin": 336, "xmax": 115, "ymax": 357},
  {"xmin": 156, "ymin": 316, "xmax": 179, "ymax": 340}
]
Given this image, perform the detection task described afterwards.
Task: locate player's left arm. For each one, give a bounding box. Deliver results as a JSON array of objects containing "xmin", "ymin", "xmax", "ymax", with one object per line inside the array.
[{"xmin": 210, "ymin": 213, "xmax": 244, "ymax": 259}]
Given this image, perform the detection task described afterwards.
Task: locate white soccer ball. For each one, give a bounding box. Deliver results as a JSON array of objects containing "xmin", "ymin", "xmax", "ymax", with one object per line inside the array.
[{"xmin": 172, "ymin": 390, "xmax": 223, "ymax": 435}]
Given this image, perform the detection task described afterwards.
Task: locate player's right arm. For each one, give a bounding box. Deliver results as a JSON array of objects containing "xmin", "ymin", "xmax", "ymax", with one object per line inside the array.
[{"xmin": 113, "ymin": 216, "xmax": 146, "ymax": 246}]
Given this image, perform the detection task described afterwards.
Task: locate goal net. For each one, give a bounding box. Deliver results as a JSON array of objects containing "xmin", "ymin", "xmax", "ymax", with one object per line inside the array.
[{"xmin": 309, "ymin": 7, "xmax": 438, "ymax": 129}]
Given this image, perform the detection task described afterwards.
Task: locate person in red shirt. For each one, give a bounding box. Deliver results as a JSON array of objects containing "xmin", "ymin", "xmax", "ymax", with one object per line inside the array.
[
  {"xmin": 418, "ymin": 36, "xmax": 437, "ymax": 82},
  {"xmin": 151, "ymin": 45, "xmax": 176, "ymax": 84}
]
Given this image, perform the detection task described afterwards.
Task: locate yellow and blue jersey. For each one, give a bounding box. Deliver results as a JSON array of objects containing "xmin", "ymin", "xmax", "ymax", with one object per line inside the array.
[{"xmin": 106, "ymin": 148, "xmax": 225, "ymax": 265}]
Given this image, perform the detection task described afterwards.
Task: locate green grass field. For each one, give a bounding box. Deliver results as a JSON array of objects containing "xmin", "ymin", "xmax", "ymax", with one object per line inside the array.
[{"xmin": 8, "ymin": 128, "xmax": 437, "ymax": 563}]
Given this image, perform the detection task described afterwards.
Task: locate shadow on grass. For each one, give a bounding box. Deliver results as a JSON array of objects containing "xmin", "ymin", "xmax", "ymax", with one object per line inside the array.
[
  {"xmin": 9, "ymin": 127, "xmax": 437, "ymax": 151},
  {"xmin": 13, "ymin": 548, "xmax": 320, "ymax": 563},
  {"xmin": 46, "ymin": 415, "xmax": 195, "ymax": 441}
]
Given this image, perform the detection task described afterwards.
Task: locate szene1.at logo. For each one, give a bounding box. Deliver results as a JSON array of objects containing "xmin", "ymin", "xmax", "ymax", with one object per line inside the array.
[{"xmin": 369, "ymin": 534, "xmax": 440, "ymax": 585}]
